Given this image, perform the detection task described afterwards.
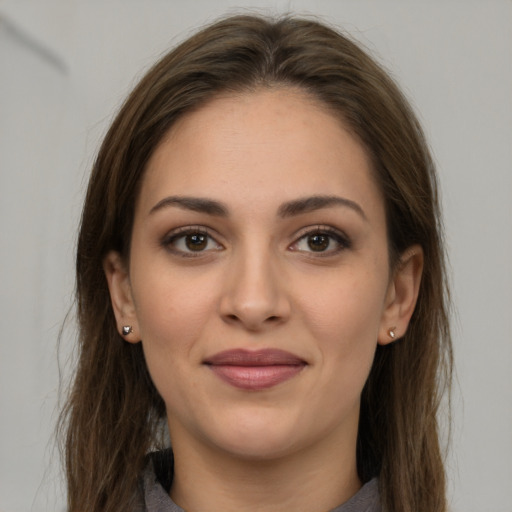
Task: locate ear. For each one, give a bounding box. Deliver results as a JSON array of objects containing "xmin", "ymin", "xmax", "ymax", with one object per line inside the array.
[
  {"xmin": 103, "ymin": 251, "xmax": 140, "ymax": 343},
  {"xmin": 378, "ymin": 244, "xmax": 424, "ymax": 345}
]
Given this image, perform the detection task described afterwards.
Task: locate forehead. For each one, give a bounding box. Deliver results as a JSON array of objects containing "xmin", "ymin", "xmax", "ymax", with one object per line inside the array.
[{"xmin": 138, "ymin": 88, "xmax": 383, "ymax": 219}]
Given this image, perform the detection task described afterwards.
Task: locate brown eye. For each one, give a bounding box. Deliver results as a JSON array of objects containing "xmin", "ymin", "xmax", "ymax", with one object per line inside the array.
[
  {"xmin": 291, "ymin": 227, "xmax": 351, "ymax": 256},
  {"xmin": 185, "ymin": 233, "xmax": 208, "ymax": 251},
  {"xmin": 163, "ymin": 228, "xmax": 222, "ymax": 256},
  {"xmin": 307, "ymin": 234, "xmax": 330, "ymax": 252}
]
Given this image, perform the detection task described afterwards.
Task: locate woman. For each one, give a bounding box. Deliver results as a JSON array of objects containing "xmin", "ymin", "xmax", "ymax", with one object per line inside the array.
[{"xmin": 60, "ymin": 14, "xmax": 452, "ymax": 512}]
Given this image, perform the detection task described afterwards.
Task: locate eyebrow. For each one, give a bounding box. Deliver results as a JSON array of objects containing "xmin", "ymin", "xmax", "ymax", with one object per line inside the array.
[
  {"xmin": 149, "ymin": 194, "xmax": 366, "ymax": 220},
  {"xmin": 277, "ymin": 195, "xmax": 367, "ymax": 220},
  {"xmin": 149, "ymin": 196, "xmax": 228, "ymax": 216}
]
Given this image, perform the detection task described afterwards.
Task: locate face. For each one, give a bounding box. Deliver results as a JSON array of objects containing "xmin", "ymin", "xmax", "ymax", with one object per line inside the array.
[{"xmin": 105, "ymin": 88, "xmax": 421, "ymax": 462}]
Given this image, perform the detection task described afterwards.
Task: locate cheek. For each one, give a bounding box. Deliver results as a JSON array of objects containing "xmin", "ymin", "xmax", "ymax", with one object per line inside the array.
[
  {"xmin": 130, "ymin": 264, "xmax": 219, "ymax": 367},
  {"xmin": 131, "ymin": 271, "xmax": 219, "ymax": 415},
  {"xmin": 295, "ymin": 267, "xmax": 387, "ymax": 380},
  {"xmin": 298, "ymin": 268, "xmax": 386, "ymax": 339}
]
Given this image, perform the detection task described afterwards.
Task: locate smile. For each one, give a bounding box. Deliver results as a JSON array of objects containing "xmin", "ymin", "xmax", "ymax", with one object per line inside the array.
[{"xmin": 203, "ymin": 349, "xmax": 307, "ymax": 391}]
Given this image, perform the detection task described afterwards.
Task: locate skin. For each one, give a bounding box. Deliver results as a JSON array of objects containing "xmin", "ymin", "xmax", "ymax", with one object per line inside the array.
[{"xmin": 104, "ymin": 88, "xmax": 423, "ymax": 512}]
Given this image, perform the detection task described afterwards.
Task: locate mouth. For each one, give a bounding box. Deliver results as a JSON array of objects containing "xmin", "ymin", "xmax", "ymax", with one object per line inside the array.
[{"xmin": 203, "ymin": 349, "xmax": 307, "ymax": 391}]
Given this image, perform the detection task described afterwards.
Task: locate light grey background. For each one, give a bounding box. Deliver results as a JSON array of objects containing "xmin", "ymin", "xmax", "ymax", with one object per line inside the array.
[{"xmin": 0, "ymin": 1, "xmax": 510, "ymax": 511}]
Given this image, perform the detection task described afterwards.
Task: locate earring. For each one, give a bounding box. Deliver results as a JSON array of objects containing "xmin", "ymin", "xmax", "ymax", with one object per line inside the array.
[
  {"xmin": 388, "ymin": 327, "xmax": 397, "ymax": 339},
  {"xmin": 122, "ymin": 325, "xmax": 133, "ymax": 336}
]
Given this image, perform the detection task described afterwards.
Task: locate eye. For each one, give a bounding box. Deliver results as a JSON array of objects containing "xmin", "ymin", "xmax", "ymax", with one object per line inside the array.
[
  {"xmin": 291, "ymin": 227, "xmax": 350, "ymax": 255},
  {"xmin": 163, "ymin": 228, "xmax": 223, "ymax": 256}
]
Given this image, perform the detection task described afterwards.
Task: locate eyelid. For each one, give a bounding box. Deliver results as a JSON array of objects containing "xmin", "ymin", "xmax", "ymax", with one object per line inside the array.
[
  {"xmin": 161, "ymin": 225, "xmax": 224, "ymax": 256},
  {"xmin": 289, "ymin": 225, "xmax": 351, "ymax": 254}
]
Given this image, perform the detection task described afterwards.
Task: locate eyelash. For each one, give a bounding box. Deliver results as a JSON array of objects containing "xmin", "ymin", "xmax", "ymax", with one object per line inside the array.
[
  {"xmin": 161, "ymin": 226, "xmax": 222, "ymax": 257},
  {"xmin": 161, "ymin": 225, "xmax": 351, "ymax": 258},
  {"xmin": 290, "ymin": 226, "xmax": 351, "ymax": 256}
]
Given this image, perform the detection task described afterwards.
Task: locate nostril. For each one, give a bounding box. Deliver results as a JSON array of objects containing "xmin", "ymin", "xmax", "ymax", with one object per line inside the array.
[
  {"xmin": 219, "ymin": 289, "xmax": 291, "ymax": 329},
  {"xmin": 222, "ymin": 312, "xmax": 282, "ymax": 328}
]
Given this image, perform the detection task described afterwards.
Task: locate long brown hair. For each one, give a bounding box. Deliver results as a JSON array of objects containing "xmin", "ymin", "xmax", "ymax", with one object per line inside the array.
[{"xmin": 60, "ymin": 14, "xmax": 452, "ymax": 512}]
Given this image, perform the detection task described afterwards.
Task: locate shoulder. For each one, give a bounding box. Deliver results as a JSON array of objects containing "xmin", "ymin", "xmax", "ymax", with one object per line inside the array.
[
  {"xmin": 330, "ymin": 478, "xmax": 381, "ymax": 512},
  {"xmin": 135, "ymin": 450, "xmax": 380, "ymax": 512},
  {"xmin": 133, "ymin": 449, "xmax": 182, "ymax": 512}
]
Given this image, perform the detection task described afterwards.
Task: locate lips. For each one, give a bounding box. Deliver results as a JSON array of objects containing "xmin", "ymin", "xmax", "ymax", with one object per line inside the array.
[{"xmin": 203, "ymin": 349, "xmax": 307, "ymax": 390}]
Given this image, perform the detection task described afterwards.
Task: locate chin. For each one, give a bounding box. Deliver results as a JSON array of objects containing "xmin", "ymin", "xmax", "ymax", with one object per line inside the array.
[
  {"xmin": 214, "ymin": 432, "xmax": 300, "ymax": 461},
  {"xmin": 203, "ymin": 411, "xmax": 312, "ymax": 461}
]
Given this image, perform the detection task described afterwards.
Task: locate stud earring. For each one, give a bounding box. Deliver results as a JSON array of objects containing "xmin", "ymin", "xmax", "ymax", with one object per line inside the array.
[
  {"xmin": 388, "ymin": 326, "xmax": 397, "ymax": 339},
  {"xmin": 122, "ymin": 325, "xmax": 133, "ymax": 336}
]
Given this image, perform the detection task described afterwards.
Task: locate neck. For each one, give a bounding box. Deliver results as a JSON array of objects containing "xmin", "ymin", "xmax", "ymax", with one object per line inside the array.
[{"xmin": 168, "ymin": 424, "xmax": 361, "ymax": 512}]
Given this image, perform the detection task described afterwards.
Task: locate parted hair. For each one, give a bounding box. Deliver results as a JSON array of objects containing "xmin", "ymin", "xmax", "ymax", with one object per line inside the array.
[{"xmin": 60, "ymin": 14, "xmax": 452, "ymax": 512}]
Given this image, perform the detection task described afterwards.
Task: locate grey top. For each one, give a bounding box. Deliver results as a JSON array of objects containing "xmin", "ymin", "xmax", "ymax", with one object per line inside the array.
[{"xmin": 137, "ymin": 450, "xmax": 381, "ymax": 512}]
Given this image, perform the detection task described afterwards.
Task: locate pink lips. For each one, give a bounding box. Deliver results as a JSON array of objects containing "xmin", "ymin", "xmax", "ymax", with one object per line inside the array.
[{"xmin": 204, "ymin": 349, "xmax": 306, "ymax": 390}]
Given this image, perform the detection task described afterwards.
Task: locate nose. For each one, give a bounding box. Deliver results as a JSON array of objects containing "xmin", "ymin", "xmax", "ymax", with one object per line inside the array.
[{"xmin": 219, "ymin": 247, "xmax": 291, "ymax": 332}]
